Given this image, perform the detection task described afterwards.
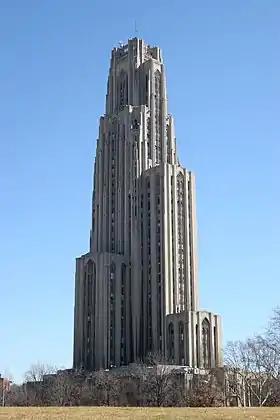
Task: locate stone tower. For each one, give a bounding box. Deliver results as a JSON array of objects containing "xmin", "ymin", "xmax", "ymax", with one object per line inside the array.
[{"xmin": 73, "ymin": 38, "xmax": 222, "ymax": 371}]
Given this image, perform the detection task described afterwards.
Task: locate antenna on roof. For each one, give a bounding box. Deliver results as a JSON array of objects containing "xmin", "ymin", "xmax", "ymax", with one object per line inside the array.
[{"xmin": 134, "ymin": 20, "xmax": 138, "ymax": 36}]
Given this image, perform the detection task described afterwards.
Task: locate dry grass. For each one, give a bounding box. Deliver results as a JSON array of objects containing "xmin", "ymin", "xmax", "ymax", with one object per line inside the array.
[
  {"xmin": 1, "ymin": 407, "xmax": 280, "ymax": 420},
  {"xmin": 0, "ymin": 407, "xmax": 280, "ymax": 420}
]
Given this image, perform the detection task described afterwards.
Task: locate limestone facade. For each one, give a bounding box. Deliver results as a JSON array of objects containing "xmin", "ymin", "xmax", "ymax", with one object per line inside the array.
[{"xmin": 73, "ymin": 38, "xmax": 222, "ymax": 371}]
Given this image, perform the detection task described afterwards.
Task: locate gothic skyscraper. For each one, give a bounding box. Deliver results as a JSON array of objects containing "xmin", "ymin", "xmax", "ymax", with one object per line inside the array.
[{"xmin": 73, "ymin": 38, "xmax": 222, "ymax": 371}]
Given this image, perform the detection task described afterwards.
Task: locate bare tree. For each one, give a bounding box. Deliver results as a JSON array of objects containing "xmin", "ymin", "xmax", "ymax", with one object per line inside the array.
[
  {"xmin": 94, "ymin": 370, "xmax": 120, "ymax": 406},
  {"xmin": 24, "ymin": 362, "xmax": 56, "ymax": 382},
  {"xmin": 256, "ymin": 307, "xmax": 280, "ymax": 381},
  {"xmin": 186, "ymin": 381, "xmax": 224, "ymax": 407},
  {"xmin": 266, "ymin": 307, "xmax": 280, "ymax": 354},
  {"xmin": 48, "ymin": 372, "xmax": 73, "ymax": 406},
  {"xmin": 1, "ymin": 374, "xmax": 13, "ymax": 406},
  {"xmin": 251, "ymin": 307, "xmax": 280, "ymax": 405},
  {"xmin": 224, "ymin": 338, "xmax": 275, "ymax": 406},
  {"xmin": 24, "ymin": 363, "xmax": 57, "ymax": 405},
  {"xmin": 4, "ymin": 384, "xmax": 27, "ymax": 406},
  {"xmin": 118, "ymin": 376, "xmax": 141, "ymax": 406},
  {"xmin": 137, "ymin": 353, "xmax": 184, "ymax": 407}
]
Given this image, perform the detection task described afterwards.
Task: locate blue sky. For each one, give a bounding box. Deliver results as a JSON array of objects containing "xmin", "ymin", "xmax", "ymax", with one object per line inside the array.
[{"xmin": 0, "ymin": 0, "xmax": 279, "ymax": 383}]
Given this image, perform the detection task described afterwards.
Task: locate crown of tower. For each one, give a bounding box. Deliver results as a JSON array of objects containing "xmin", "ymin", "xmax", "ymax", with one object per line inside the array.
[{"xmin": 111, "ymin": 38, "xmax": 162, "ymax": 65}]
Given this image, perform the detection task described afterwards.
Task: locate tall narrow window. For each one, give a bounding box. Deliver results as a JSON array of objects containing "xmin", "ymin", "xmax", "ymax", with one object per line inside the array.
[
  {"xmin": 154, "ymin": 70, "xmax": 162, "ymax": 163},
  {"xmin": 196, "ymin": 324, "xmax": 199, "ymax": 367},
  {"xmin": 140, "ymin": 192, "xmax": 144, "ymax": 359},
  {"xmin": 83, "ymin": 271, "xmax": 87, "ymax": 367},
  {"xmin": 125, "ymin": 72, "xmax": 128, "ymax": 104},
  {"xmin": 109, "ymin": 262, "xmax": 116, "ymax": 366},
  {"xmin": 86, "ymin": 260, "xmax": 94, "ymax": 370},
  {"xmin": 155, "ymin": 174, "xmax": 162, "ymax": 349},
  {"xmin": 179, "ymin": 321, "xmax": 184, "ymax": 365},
  {"xmin": 147, "ymin": 177, "xmax": 152, "ymax": 351},
  {"xmin": 129, "ymin": 265, "xmax": 133, "ymax": 363},
  {"xmin": 147, "ymin": 117, "xmax": 151, "ymax": 159},
  {"xmin": 168, "ymin": 322, "xmax": 175, "ymax": 362},
  {"xmin": 118, "ymin": 70, "xmax": 128, "ymax": 110},
  {"xmin": 128, "ymin": 194, "xmax": 131, "ymax": 258},
  {"xmin": 120, "ymin": 263, "xmax": 126, "ymax": 365},
  {"xmin": 213, "ymin": 326, "xmax": 217, "ymax": 366},
  {"xmin": 166, "ymin": 118, "xmax": 172, "ymax": 164},
  {"xmin": 188, "ymin": 178, "xmax": 194, "ymax": 309},
  {"xmin": 202, "ymin": 318, "xmax": 211, "ymax": 369},
  {"xmin": 145, "ymin": 74, "xmax": 149, "ymax": 105},
  {"xmin": 177, "ymin": 173, "xmax": 185, "ymax": 311},
  {"xmin": 120, "ymin": 124, "xmax": 125, "ymax": 253},
  {"xmin": 92, "ymin": 262, "xmax": 96, "ymax": 367},
  {"xmin": 170, "ymin": 175, "xmax": 176, "ymax": 312},
  {"xmin": 110, "ymin": 120, "xmax": 119, "ymax": 253}
]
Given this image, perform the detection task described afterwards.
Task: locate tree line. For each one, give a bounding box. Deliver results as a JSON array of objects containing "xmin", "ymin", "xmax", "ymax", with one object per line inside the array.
[
  {"xmin": 3, "ymin": 307, "xmax": 280, "ymax": 407},
  {"xmin": 223, "ymin": 307, "xmax": 280, "ymax": 406},
  {"xmin": 3, "ymin": 360, "xmax": 224, "ymax": 408}
]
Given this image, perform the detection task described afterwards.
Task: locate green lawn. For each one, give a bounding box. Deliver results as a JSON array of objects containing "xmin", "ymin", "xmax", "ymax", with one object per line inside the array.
[{"xmin": 1, "ymin": 407, "xmax": 280, "ymax": 420}]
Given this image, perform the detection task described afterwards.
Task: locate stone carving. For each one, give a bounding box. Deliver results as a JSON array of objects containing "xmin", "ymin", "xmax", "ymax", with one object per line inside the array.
[
  {"xmin": 132, "ymin": 119, "xmax": 140, "ymax": 130},
  {"xmin": 116, "ymin": 45, "xmax": 128, "ymax": 61}
]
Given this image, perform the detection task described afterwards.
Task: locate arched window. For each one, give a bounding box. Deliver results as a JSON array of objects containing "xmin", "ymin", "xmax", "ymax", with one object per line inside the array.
[
  {"xmin": 87, "ymin": 258, "xmax": 93, "ymax": 280},
  {"xmin": 92, "ymin": 262, "xmax": 96, "ymax": 367},
  {"xmin": 146, "ymin": 178, "xmax": 152, "ymax": 351},
  {"xmin": 154, "ymin": 70, "xmax": 161, "ymax": 96},
  {"xmin": 213, "ymin": 326, "xmax": 217, "ymax": 365},
  {"xmin": 120, "ymin": 263, "xmax": 126, "ymax": 365},
  {"xmin": 145, "ymin": 73, "xmax": 149, "ymax": 105},
  {"xmin": 178, "ymin": 321, "xmax": 184, "ymax": 365},
  {"xmin": 110, "ymin": 262, "xmax": 116, "ymax": 366},
  {"xmin": 196, "ymin": 324, "xmax": 199, "ymax": 367},
  {"xmin": 83, "ymin": 270, "xmax": 87, "ymax": 354},
  {"xmin": 168, "ymin": 322, "xmax": 174, "ymax": 362},
  {"xmin": 147, "ymin": 116, "xmax": 151, "ymax": 159},
  {"xmin": 118, "ymin": 70, "xmax": 128, "ymax": 109},
  {"xmin": 154, "ymin": 70, "xmax": 162, "ymax": 163},
  {"xmin": 87, "ymin": 260, "xmax": 94, "ymax": 312},
  {"xmin": 187, "ymin": 178, "xmax": 194, "ymax": 309},
  {"xmin": 177, "ymin": 173, "xmax": 185, "ymax": 312},
  {"xmin": 155, "ymin": 174, "xmax": 162, "ymax": 347},
  {"xmin": 110, "ymin": 121, "xmax": 118, "ymax": 253},
  {"xmin": 92, "ymin": 261, "xmax": 96, "ymax": 311},
  {"xmin": 128, "ymin": 194, "xmax": 132, "ymax": 257},
  {"xmin": 202, "ymin": 318, "xmax": 211, "ymax": 369},
  {"xmin": 86, "ymin": 260, "xmax": 95, "ymax": 370}
]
